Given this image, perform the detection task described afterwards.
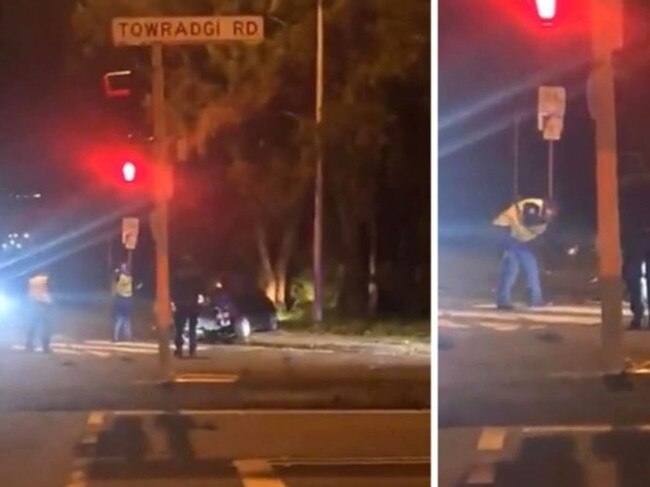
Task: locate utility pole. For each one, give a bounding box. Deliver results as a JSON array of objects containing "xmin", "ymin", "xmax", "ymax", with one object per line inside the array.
[
  {"xmin": 151, "ymin": 43, "xmax": 173, "ymax": 381},
  {"xmin": 313, "ymin": 0, "xmax": 324, "ymax": 324},
  {"xmin": 590, "ymin": 0, "xmax": 624, "ymax": 371}
]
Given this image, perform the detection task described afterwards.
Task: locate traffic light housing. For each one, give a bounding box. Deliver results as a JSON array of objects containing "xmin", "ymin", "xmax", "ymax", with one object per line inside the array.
[
  {"xmin": 82, "ymin": 142, "xmax": 154, "ymax": 194},
  {"xmin": 103, "ymin": 70, "xmax": 132, "ymax": 98}
]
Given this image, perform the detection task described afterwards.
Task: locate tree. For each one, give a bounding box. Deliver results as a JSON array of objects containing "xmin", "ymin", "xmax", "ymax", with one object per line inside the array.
[
  {"xmin": 320, "ymin": 0, "xmax": 430, "ymax": 315},
  {"xmin": 72, "ymin": 0, "xmax": 318, "ymax": 308}
]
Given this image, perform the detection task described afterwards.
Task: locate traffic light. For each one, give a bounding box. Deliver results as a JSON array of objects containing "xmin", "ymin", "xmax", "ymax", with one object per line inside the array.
[
  {"xmin": 534, "ymin": 0, "xmax": 557, "ymax": 22},
  {"xmin": 122, "ymin": 161, "xmax": 137, "ymax": 183}
]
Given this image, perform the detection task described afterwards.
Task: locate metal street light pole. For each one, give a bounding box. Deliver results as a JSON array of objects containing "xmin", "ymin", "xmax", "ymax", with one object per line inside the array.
[{"xmin": 313, "ymin": 0, "xmax": 324, "ymax": 324}]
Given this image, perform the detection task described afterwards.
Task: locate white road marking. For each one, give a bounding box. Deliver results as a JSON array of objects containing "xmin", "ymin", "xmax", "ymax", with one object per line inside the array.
[
  {"xmin": 85, "ymin": 339, "xmax": 208, "ymax": 351},
  {"xmin": 438, "ymin": 319, "xmax": 470, "ymax": 329},
  {"xmin": 466, "ymin": 462, "xmax": 496, "ymax": 485},
  {"xmin": 441, "ymin": 309, "xmax": 598, "ymax": 325},
  {"xmin": 86, "ymin": 411, "xmax": 106, "ymax": 429},
  {"xmin": 523, "ymin": 425, "xmax": 612, "ymax": 434},
  {"xmin": 65, "ymin": 468, "xmax": 86, "ymax": 487},
  {"xmin": 270, "ymin": 456, "xmax": 430, "ymax": 466},
  {"xmin": 234, "ymin": 459, "xmax": 287, "ymax": 487},
  {"xmin": 111, "ymin": 409, "xmax": 429, "ymax": 416},
  {"xmin": 477, "ymin": 427, "xmax": 507, "ymax": 451},
  {"xmin": 478, "ymin": 322, "xmax": 521, "ymax": 332},
  {"xmin": 173, "ymin": 373, "xmax": 239, "ymax": 384}
]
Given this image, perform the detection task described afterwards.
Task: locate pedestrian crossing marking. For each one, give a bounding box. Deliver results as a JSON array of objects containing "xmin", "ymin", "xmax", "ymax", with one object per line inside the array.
[
  {"xmin": 477, "ymin": 427, "xmax": 506, "ymax": 451},
  {"xmin": 10, "ymin": 339, "xmax": 209, "ymax": 359},
  {"xmin": 234, "ymin": 459, "xmax": 287, "ymax": 487},
  {"xmin": 439, "ymin": 302, "xmax": 635, "ymax": 333}
]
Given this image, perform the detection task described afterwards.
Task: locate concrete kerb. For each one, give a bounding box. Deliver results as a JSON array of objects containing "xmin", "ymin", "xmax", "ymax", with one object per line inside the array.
[{"xmin": 246, "ymin": 337, "xmax": 431, "ymax": 356}]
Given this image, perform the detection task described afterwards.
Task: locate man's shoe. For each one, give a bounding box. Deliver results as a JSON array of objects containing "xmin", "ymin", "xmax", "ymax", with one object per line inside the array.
[
  {"xmin": 628, "ymin": 320, "xmax": 643, "ymax": 330},
  {"xmin": 496, "ymin": 303, "xmax": 514, "ymax": 311},
  {"xmin": 173, "ymin": 350, "xmax": 182, "ymax": 358}
]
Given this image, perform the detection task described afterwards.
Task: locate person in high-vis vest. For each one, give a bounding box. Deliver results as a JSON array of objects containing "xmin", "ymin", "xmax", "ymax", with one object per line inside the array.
[
  {"xmin": 493, "ymin": 198, "xmax": 556, "ymax": 310},
  {"xmin": 112, "ymin": 263, "xmax": 133, "ymax": 341},
  {"xmin": 26, "ymin": 270, "xmax": 52, "ymax": 353}
]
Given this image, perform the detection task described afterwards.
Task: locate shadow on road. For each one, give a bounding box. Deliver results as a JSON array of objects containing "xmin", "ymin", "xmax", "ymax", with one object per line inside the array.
[
  {"xmin": 493, "ymin": 436, "xmax": 586, "ymax": 487},
  {"xmin": 88, "ymin": 413, "xmax": 237, "ymax": 481},
  {"xmin": 593, "ymin": 430, "xmax": 650, "ymax": 487}
]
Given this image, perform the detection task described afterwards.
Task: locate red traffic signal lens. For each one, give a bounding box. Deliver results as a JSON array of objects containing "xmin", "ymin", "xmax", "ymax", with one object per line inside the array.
[
  {"xmin": 122, "ymin": 161, "xmax": 136, "ymax": 182},
  {"xmin": 534, "ymin": 0, "xmax": 556, "ymax": 21}
]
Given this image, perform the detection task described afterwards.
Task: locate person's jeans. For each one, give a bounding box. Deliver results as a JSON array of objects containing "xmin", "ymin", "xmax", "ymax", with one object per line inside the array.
[
  {"xmin": 623, "ymin": 251, "xmax": 650, "ymax": 325},
  {"xmin": 113, "ymin": 296, "xmax": 132, "ymax": 341},
  {"xmin": 26, "ymin": 301, "xmax": 51, "ymax": 351},
  {"xmin": 497, "ymin": 244, "xmax": 543, "ymax": 307},
  {"xmin": 174, "ymin": 305, "xmax": 198, "ymax": 355}
]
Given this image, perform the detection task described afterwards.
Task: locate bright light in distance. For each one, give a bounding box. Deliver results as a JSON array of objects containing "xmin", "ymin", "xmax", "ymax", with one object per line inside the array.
[
  {"xmin": 534, "ymin": 0, "xmax": 556, "ymax": 21},
  {"xmin": 23, "ymin": 233, "xmax": 29, "ymax": 239},
  {"xmin": 0, "ymin": 293, "xmax": 13, "ymax": 314},
  {"xmin": 122, "ymin": 161, "xmax": 136, "ymax": 183}
]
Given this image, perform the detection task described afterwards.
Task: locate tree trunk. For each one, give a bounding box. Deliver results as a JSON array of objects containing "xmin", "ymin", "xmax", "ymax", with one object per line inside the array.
[
  {"xmin": 368, "ymin": 216, "xmax": 378, "ymax": 317},
  {"xmin": 274, "ymin": 221, "xmax": 297, "ymax": 309},
  {"xmin": 255, "ymin": 223, "xmax": 276, "ymax": 302},
  {"xmin": 336, "ymin": 200, "xmax": 367, "ymax": 317}
]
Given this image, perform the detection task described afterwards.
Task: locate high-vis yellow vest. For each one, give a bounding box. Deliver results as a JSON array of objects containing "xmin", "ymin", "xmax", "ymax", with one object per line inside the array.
[
  {"xmin": 113, "ymin": 274, "xmax": 133, "ymax": 298},
  {"xmin": 28, "ymin": 274, "xmax": 52, "ymax": 303},
  {"xmin": 493, "ymin": 198, "xmax": 548, "ymax": 243}
]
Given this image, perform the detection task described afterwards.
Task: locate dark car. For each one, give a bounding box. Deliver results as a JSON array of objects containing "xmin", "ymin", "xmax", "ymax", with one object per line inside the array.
[{"xmin": 197, "ymin": 287, "xmax": 278, "ymax": 343}]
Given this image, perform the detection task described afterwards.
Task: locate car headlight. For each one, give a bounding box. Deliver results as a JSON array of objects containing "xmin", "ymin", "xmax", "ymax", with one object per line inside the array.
[{"xmin": 0, "ymin": 293, "xmax": 14, "ymax": 314}]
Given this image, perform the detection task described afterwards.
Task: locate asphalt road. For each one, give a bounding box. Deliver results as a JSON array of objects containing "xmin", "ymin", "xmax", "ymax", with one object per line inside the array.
[
  {"xmin": 0, "ymin": 305, "xmax": 431, "ymax": 485},
  {"xmin": 0, "ymin": 410, "xmax": 430, "ymax": 487},
  {"xmin": 0, "ymin": 337, "xmax": 429, "ymax": 411},
  {"xmin": 438, "ymin": 300, "xmax": 650, "ymax": 486}
]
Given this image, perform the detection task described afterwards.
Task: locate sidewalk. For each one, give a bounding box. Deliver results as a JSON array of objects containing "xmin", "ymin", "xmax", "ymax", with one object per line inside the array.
[{"xmin": 248, "ymin": 330, "xmax": 431, "ymax": 356}]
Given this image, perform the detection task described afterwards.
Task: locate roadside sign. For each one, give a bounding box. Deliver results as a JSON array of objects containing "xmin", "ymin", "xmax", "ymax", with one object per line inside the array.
[
  {"xmin": 537, "ymin": 86, "xmax": 566, "ymax": 130},
  {"xmin": 122, "ymin": 217, "xmax": 140, "ymax": 250},
  {"xmin": 112, "ymin": 16, "xmax": 264, "ymax": 46},
  {"xmin": 542, "ymin": 114, "xmax": 564, "ymax": 141}
]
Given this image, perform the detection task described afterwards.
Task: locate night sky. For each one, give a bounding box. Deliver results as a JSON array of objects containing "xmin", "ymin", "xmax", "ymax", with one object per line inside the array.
[
  {"xmin": 0, "ymin": 0, "xmax": 79, "ymax": 194},
  {"xmin": 437, "ymin": 0, "xmax": 640, "ymax": 241}
]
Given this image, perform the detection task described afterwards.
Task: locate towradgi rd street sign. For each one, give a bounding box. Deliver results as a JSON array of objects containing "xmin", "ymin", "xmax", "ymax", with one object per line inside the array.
[{"xmin": 112, "ymin": 16, "xmax": 264, "ymax": 46}]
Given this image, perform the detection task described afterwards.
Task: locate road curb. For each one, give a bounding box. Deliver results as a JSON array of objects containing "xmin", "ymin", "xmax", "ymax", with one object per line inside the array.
[{"xmin": 246, "ymin": 337, "xmax": 430, "ymax": 356}]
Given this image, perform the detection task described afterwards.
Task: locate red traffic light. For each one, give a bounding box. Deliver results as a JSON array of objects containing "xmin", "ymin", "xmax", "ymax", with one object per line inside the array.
[
  {"xmin": 122, "ymin": 161, "xmax": 137, "ymax": 182},
  {"xmin": 534, "ymin": 0, "xmax": 556, "ymax": 22}
]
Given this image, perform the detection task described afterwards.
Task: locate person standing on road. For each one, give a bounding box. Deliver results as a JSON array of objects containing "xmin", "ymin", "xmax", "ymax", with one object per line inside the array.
[
  {"xmin": 619, "ymin": 176, "xmax": 650, "ymax": 330},
  {"xmin": 493, "ymin": 198, "xmax": 556, "ymax": 310},
  {"xmin": 112, "ymin": 263, "xmax": 133, "ymax": 341},
  {"xmin": 171, "ymin": 254, "xmax": 204, "ymax": 358},
  {"xmin": 26, "ymin": 269, "xmax": 52, "ymax": 353}
]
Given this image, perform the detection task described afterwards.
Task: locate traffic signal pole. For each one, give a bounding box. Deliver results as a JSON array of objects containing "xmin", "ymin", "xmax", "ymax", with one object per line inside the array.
[
  {"xmin": 590, "ymin": 0, "xmax": 624, "ymax": 371},
  {"xmin": 151, "ymin": 43, "xmax": 173, "ymax": 381}
]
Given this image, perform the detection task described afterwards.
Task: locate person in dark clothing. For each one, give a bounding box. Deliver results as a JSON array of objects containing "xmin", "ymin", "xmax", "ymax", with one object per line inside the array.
[
  {"xmin": 619, "ymin": 178, "xmax": 650, "ymax": 329},
  {"xmin": 171, "ymin": 255, "xmax": 204, "ymax": 357}
]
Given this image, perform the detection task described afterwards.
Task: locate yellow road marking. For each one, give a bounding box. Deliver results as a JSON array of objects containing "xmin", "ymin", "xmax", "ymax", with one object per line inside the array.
[
  {"xmin": 477, "ymin": 427, "xmax": 506, "ymax": 451},
  {"xmin": 234, "ymin": 459, "xmax": 287, "ymax": 487}
]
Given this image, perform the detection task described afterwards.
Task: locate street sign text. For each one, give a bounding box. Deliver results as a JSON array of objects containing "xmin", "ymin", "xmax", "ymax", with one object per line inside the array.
[{"xmin": 112, "ymin": 16, "xmax": 264, "ymax": 46}]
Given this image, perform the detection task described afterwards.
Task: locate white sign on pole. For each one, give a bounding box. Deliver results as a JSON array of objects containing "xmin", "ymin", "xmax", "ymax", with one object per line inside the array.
[
  {"xmin": 122, "ymin": 218, "xmax": 140, "ymax": 250},
  {"xmin": 112, "ymin": 16, "xmax": 264, "ymax": 46},
  {"xmin": 542, "ymin": 115, "xmax": 564, "ymax": 141},
  {"xmin": 538, "ymin": 86, "xmax": 567, "ymax": 130}
]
